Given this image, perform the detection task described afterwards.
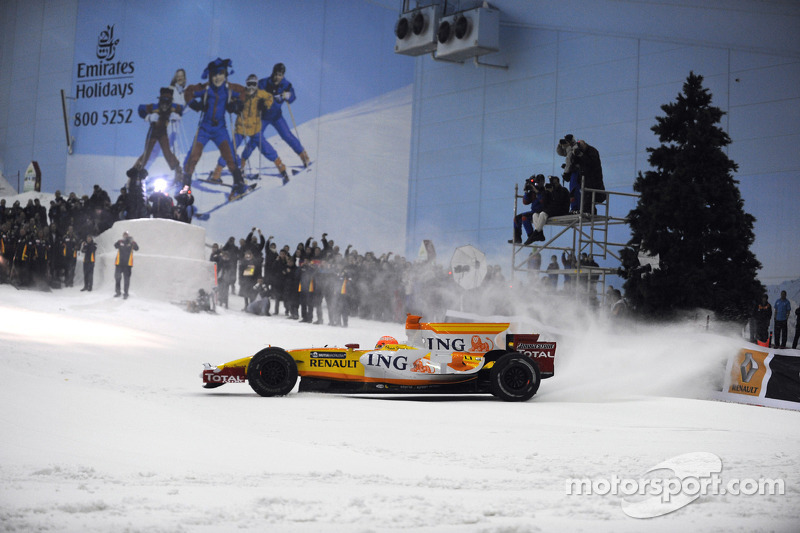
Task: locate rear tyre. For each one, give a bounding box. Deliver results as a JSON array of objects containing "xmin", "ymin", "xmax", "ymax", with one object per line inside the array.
[
  {"xmin": 247, "ymin": 347, "xmax": 298, "ymax": 397},
  {"xmin": 490, "ymin": 352, "xmax": 540, "ymax": 402}
]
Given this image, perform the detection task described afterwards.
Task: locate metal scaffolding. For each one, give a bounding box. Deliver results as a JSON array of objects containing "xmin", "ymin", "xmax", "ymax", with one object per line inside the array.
[{"xmin": 509, "ymin": 179, "xmax": 640, "ymax": 304}]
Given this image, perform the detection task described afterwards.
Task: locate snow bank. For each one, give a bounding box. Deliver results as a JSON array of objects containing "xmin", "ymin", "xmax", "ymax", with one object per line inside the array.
[{"xmin": 93, "ymin": 218, "xmax": 215, "ymax": 302}]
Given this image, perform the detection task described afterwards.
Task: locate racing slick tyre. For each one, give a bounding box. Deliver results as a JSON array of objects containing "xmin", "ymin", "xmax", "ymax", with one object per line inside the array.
[
  {"xmin": 489, "ymin": 352, "xmax": 541, "ymax": 402},
  {"xmin": 247, "ymin": 347, "xmax": 298, "ymax": 397}
]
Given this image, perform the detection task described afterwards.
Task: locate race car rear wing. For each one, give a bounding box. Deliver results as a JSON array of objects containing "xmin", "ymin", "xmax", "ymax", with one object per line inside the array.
[{"xmin": 506, "ymin": 334, "xmax": 555, "ymax": 378}]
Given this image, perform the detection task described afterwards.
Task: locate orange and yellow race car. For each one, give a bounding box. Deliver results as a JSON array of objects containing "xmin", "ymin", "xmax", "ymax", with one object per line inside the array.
[{"xmin": 201, "ymin": 315, "xmax": 557, "ymax": 401}]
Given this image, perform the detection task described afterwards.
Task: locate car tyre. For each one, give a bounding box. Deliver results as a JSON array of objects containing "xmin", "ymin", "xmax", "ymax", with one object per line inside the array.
[
  {"xmin": 490, "ymin": 352, "xmax": 540, "ymax": 402},
  {"xmin": 247, "ymin": 347, "xmax": 298, "ymax": 397}
]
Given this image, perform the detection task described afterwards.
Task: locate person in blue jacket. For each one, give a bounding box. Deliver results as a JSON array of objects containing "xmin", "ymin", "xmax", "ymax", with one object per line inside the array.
[
  {"xmin": 182, "ymin": 58, "xmax": 248, "ymax": 197},
  {"xmin": 510, "ymin": 175, "xmax": 543, "ymax": 245},
  {"xmin": 774, "ymin": 290, "xmax": 791, "ymax": 349},
  {"xmin": 258, "ymin": 63, "xmax": 311, "ymax": 169}
]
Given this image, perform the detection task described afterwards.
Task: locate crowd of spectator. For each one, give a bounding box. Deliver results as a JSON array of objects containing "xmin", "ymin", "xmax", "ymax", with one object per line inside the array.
[
  {"xmin": 1, "ymin": 186, "xmax": 621, "ymax": 325},
  {"xmin": 207, "ymin": 229, "xmax": 510, "ymax": 325},
  {"xmin": 0, "ymin": 191, "xmax": 512, "ymax": 323},
  {"xmin": 0, "ymin": 188, "xmax": 114, "ymax": 288},
  {"xmin": 0, "ymin": 184, "xmax": 196, "ymax": 289}
]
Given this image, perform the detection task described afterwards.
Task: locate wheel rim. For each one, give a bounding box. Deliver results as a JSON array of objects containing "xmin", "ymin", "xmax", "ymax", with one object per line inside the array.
[
  {"xmin": 260, "ymin": 359, "xmax": 287, "ymax": 387},
  {"xmin": 502, "ymin": 363, "xmax": 532, "ymax": 392}
]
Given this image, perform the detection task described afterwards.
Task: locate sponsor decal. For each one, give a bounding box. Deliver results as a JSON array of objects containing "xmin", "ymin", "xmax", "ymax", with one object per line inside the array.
[
  {"xmin": 205, "ymin": 373, "xmax": 245, "ymax": 384},
  {"xmin": 515, "ymin": 340, "xmax": 555, "ymax": 360},
  {"xmin": 308, "ymin": 358, "xmax": 358, "ymax": 369},
  {"xmin": 728, "ymin": 350, "xmax": 768, "ymax": 397},
  {"xmin": 470, "ymin": 335, "xmax": 492, "ymax": 352},
  {"xmin": 519, "ymin": 350, "xmax": 554, "ymax": 359},
  {"xmin": 73, "ymin": 24, "xmax": 136, "ymax": 128},
  {"xmin": 96, "ymin": 24, "xmax": 119, "ymax": 61},
  {"xmin": 516, "ymin": 343, "xmax": 556, "ymax": 350},
  {"xmin": 310, "ymin": 351, "xmax": 346, "ymax": 359},
  {"xmin": 364, "ymin": 353, "xmax": 408, "ymax": 371},
  {"xmin": 717, "ymin": 348, "xmax": 800, "ymax": 410},
  {"xmin": 411, "ymin": 358, "xmax": 435, "ymax": 373},
  {"xmin": 423, "ymin": 336, "xmax": 494, "ymax": 353},
  {"xmin": 76, "ymin": 26, "xmax": 135, "ymax": 100}
]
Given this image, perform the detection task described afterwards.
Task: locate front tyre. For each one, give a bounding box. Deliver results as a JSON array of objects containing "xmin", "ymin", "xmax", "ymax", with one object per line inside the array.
[
  {"xmin": 247, "ymin": 348, "xmax": 298, "ymax": 397},
  {"xmin": 490, "ymin": 352, "xmax": 540, "ymax": 402}
]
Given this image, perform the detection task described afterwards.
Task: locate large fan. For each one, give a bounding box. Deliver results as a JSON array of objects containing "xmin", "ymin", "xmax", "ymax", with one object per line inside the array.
[{"xmin": 450, "ymin": 245, "xmax": 488, "ymax": 290}]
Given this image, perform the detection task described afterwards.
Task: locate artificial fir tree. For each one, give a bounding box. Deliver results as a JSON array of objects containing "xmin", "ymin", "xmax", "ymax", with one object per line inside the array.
[{"xmin": 620, "ymin": 72, "xmax": 763, "ymax": 320}]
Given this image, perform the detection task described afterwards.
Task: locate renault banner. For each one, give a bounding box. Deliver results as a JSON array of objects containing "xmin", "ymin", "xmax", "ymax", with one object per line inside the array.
[{"xmin": 717, "ymin": 347, "xmax": 800, "ymax": 410}]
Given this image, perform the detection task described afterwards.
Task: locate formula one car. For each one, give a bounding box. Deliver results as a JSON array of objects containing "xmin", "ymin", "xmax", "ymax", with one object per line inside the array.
[{"xmin": 201, "ymin": 315, "xmax": 557, "ymax": 401}]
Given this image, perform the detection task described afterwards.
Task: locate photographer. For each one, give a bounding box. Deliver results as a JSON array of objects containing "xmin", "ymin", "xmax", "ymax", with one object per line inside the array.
[
  {"xmin": 125, "ymin": 167, "xmax": 149, "ymax": 220},
  {"xmin": 548, "ymin": 175, "xmax": 570, "ymax": 216},
  {"xmin": 557, "ymin": 134, "xmax": 606, "ymax": 214},
  {"xmin": 529, "ymin": 175, "xmax": 552, "ymax": 242},
  {"xmin": 113, "ymin": 231, "xmax": 139, "ymax": 299},
  {"xmin": 510, "ymin": 174, "xmax": 544, "ymax": 245},
  {"xmin": 244, "ymin": 278, "xmax": 271, "ymax": 316},
  {"xmin": 174, "ymin": 185, "xmax": 195, "ymax": 223}
]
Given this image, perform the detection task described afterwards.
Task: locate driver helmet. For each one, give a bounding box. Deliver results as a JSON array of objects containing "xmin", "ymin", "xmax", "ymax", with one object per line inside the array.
[{"xmin": 375, "ymin": 336, "xmax": 398, "ymax": 349}]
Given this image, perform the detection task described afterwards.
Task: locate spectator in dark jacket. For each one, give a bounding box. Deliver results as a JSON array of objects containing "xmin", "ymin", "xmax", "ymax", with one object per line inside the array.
[
  {"xmin": 753, "ymin": 294, "xmax": 772, "ymax": 346},
  {"xmin": 60, "ymin": 226, "xmax": 80, "ymax": 288},
  {"xmin": 80, "ymin": 235, "xmax": 97, "ymax": 291},
  {"xmin": 174, "ymin": 185, "xmax": 194, "ymax": 223},
  {"xmin": 238, "ymin": 249, "xmax": 260, "ymax": 308},
  {"xmin": 113, "ymin": 231, "xmax": 139, "ymax": 299}
]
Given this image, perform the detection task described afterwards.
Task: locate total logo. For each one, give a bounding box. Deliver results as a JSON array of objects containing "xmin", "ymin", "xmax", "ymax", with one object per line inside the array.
[
  {"xmin": 206, "ymin": 374, "xmax": 245, "ymax": 384},
  {"xmin": 519, "ymin": 350, "xmax": 554, "ymax": 359},
  {"xmin": 517, "ymin": 342, "xmax": 555, "ymax": 359}
]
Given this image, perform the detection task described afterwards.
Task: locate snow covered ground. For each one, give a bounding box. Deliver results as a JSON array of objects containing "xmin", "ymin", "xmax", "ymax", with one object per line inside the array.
[{"xmin": 1, "ymin": 276, "xmax": 798, "ymax": 532}]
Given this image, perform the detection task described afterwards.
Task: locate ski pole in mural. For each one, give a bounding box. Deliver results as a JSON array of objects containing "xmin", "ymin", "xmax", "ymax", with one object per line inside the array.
[
  {"xmin": 167, "ymin": 68, "xmax": 188, "ymax": 159},
  {"xmin": 181, "ymin": 58, "xmax": 250, "ymax": 201}
]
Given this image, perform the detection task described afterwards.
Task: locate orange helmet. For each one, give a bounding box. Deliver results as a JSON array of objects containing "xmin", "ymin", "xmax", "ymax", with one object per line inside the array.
[{"xmin": 375, "ymin": 336, "xmax": 398, "ymax": 349}]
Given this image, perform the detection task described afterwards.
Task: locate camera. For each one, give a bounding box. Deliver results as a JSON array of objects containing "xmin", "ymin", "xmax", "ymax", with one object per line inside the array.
[{"xmin": 524, "ymin": 179, "xmax": 535, "ymax": 193}]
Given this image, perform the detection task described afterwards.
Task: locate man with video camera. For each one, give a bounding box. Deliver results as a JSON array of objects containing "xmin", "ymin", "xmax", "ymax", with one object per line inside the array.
[
  {"xmin": 114, "ymin": 231, "xmax": 139, "ymax": 299},
  {"xmin": 510, "ymin": 175, "xmax": 538, "ymax": 245},
  {"xmin": 511, "ymin": 174, "xmax": 548, "ymax": 245}
]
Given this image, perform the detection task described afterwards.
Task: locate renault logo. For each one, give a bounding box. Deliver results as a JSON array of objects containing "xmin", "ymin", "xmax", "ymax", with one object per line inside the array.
[{"xmin": 740, "ymin": 352, "xmax": 758, "ymax": 383}]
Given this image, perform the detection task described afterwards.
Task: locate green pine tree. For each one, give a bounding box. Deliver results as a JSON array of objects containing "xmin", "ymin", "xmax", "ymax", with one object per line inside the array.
[{"xmin": 620, "ymin": 72, "xmax": 763, "ymax": 320}]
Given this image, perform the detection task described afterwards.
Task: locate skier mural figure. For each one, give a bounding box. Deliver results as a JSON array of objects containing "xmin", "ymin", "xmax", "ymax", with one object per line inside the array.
[
  {"xmin": 182, "ymin": 58, "xmax": 249, "ymax": 199},
  {"xmin": 132, "ymin": 87, "xmax": 185, "ymax": 185},
  {"xmin": 257, "ymin": 63, "xmax": 311, "ymax": 170},
  {"xmin": 210, "ymin": 74, "xmax": 288, "ymax": 183}
]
